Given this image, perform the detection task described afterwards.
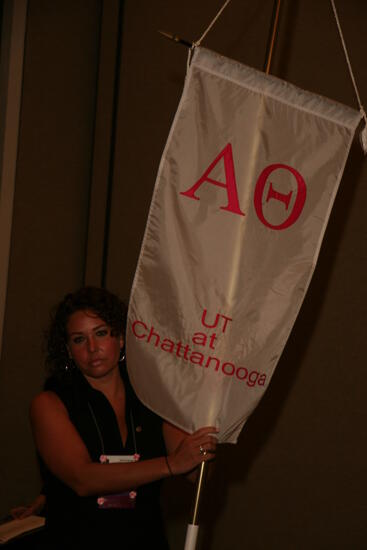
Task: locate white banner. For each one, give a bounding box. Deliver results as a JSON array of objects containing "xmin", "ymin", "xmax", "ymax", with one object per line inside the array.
[{"xmin": 127, "ymin": 47, "xmax": 361, "ymax": 443}]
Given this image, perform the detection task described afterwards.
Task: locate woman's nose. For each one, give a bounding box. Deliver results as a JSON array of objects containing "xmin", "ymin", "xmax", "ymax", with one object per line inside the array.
[{"xmin": 87, "ymin": 336, "xmax": 97, "ymax": 352}]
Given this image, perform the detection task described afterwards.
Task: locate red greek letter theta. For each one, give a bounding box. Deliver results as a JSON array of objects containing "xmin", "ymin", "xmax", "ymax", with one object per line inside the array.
[{"xmin": 254, "ymin": 163, "xmax": 306, "ymax": 230}]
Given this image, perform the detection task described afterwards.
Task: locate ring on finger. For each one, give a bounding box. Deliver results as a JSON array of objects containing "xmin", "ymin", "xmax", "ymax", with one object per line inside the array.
[{"xmin": 199, "ymin": 445, "xmax": 208, "ymax": 456}]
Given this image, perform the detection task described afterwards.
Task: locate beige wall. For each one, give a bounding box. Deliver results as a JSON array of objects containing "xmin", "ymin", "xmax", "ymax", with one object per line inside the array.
[
  {"xmin": 1, "ymin": 1, "xmax": 367, "ymax": 548},
  {"xmin": 0, "ymin": 0, "xmax": 101, "ymax": 512}
]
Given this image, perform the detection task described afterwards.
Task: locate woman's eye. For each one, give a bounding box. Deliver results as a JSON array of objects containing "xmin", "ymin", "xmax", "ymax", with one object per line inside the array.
[
  {"xmin": 96, "ymin": 329, "xmax": 108, "ymax": 337},
  {"xmin": 72, "ymin": 336, "xmax": 85, "ymax": 344}
]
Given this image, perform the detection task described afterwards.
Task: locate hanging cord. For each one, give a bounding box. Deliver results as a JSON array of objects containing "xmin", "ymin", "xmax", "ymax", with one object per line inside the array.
[
  {"xmin": 187, "ymin": 0, "xmax": 232, "ymax": 70},
  {"xmin": 330, "ymin": 0, "xmax": 367, "ymax": 153},
  {"xmin": 195, "ymin": 0, "xmax": 232, "ymax": 47}
]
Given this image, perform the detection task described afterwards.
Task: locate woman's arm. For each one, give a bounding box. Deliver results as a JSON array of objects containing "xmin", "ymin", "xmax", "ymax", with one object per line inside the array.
[
  {"xmin": 163, "ymin": 421, "xmax": 187, "ymax": 456},
  {"xmin": 30, "ymin": 391, "xmax": 217, "ymax": 497}
]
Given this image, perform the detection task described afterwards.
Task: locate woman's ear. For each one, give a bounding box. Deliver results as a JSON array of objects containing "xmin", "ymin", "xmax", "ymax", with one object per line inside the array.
[
  {"xmin": 119, "ymin": 334, "xmax": 124, "ymax": 349},
  {"xmin": 66, "ymin": 345, "xmax": 72, "ymax": 359}
]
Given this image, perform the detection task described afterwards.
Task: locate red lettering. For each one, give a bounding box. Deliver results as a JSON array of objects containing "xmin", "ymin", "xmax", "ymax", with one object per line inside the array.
[
  {"xmin": 267, "ymin": 182, "xmax": 292, "ymax": 210},
  {"xmin": 180, "ymin": 143, "xmax": 245, "ymax": 216},
  {"xmin": 147, "ymin": 326, "xmax": 160, "ymax": 347},
  {"xmin": 176, "ymin": 342, "xmax": 185, "ymax": 358},
  {"xmin": 209, "ymin": 333, "xmax": 217, "ymax": 349},
  {"xmin": 192, "ymin": 332, "xmax": 207, "ymax": 346},
  {"xmin": 247, "ymin": 371, "xmax": 259, "ymax": 387},
  {"xmin": 222, "ymin": 362, "xmax": 235, "ymax": 376},
  {"xmin": 183, "ymin": 344, "xmax": 190, "ymax": 360},
  {"xmin": 131, "ymin": 319, "xmax": 268, "ymax": 387},
  {"xmin": 190, "ymin": 351, "xmax": 205, "ymax": 365},
  {"xmin": 201, "ymin": 309, "xmax": 233, "ymax": 333},
  {"xmin": 161, "ymin": 338, "xmax": 174, "ymax": 353},
  {"xmin": 258, "ymin": 374, "xmax": 267, "ymax": 386},
  {"xmin": 220, "ymin": 315, "xmax": 232, "ymax": 333},
  {"xmin": 201, "ymin": 309, "xmax": 220, "ymax": 329},
  {"xmin": 236, "ymin": 367, "xmax": 248, "ymax": 380},
  {"xmin": 132, "ymin": 320, "xmax": 147, "ymax": 339},
  {"xmin": 254, "ymin": 163, "xmax": 306, "ymax": 230},
  {"xmin": 204, "ymin": 356, "xmax": 221, "ymax": 370}
]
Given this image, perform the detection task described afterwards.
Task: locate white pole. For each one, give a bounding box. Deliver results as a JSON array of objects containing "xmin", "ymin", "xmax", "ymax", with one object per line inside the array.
[
  {"xmin": 183, "ymin": 461, "xmax": 207, "ymax": 550},
  {"xmin": 184, "ymin": 524, "xmax": 199, "ymax": 550}
]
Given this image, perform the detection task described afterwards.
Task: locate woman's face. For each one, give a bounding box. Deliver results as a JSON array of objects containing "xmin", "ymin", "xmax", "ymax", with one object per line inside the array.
[{"xmin": 66, "ymin": 309, "xmax": 123, "ymax": 381}]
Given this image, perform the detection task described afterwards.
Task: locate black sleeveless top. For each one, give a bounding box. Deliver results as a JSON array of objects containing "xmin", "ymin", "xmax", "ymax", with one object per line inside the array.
[{"xmin": 40, "ymin": 365, "xmax": 169, "ymax": 549}]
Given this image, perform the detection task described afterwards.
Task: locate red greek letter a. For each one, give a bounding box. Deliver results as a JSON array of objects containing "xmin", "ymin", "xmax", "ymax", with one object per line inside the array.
[{"xmin": 180, "ymin": 143, "xmax": 245, "ymax": 216}]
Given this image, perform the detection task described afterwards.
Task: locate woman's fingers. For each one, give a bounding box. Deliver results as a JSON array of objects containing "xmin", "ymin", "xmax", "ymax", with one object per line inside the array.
[
  {"xmin": 191, "ymin": 428, "xmax": 218, "ymax": 444},
  {"xmin": 191, "ymin": 427, "xmax": 218, "ymax": 446},
  {"xmin": 10, "ymin": 506, "xmax": 32, "ymax": 519},
  {"xmin": 197, "ymin": 439, "xmax": 217, "ymax": 459},
  {"xmin": 192, "ymin": 426, "xmax": 219, "ymax": 439},
  {"xmin": 168, "ymin": 425, "xmax": 219, "ymax": 474},
  {"xmin": 192, "ymin": 428, "xmax": 219, "ymax": 461}
]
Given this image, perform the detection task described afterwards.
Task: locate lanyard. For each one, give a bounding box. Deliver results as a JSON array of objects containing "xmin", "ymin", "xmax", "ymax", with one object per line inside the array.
[{"xmin": 87, "ymin": 401, "xmax": 137, "ymax": 456}]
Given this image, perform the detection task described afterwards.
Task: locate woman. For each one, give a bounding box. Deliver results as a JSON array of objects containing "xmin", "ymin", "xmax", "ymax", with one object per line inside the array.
[{"xmin": 31, "ymin": 287, "xmax": 217, "ymax": 549}]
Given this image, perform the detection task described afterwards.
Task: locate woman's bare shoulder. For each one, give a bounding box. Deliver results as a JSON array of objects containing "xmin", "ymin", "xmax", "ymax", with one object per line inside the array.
[{"xmin": 30, "ymin": 390, "xmax": 67, "ymax": 416}]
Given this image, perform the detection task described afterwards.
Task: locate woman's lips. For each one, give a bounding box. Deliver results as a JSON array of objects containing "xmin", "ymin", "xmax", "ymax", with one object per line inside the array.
[{"xmin": 90, "ymin": 358, "xmax": 103, "ymax": 367}]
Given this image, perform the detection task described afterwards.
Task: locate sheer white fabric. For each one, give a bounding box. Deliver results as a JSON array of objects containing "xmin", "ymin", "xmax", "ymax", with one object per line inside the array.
[{"xmin": 127, "ymin": 47, "xmax": 361, "ymax": 443}]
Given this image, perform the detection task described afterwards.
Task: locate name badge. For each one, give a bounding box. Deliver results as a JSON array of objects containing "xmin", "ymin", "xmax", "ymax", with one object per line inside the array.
[{"xmin": 97, "ymin": 454, "xmax": 140, "ymax": 510}]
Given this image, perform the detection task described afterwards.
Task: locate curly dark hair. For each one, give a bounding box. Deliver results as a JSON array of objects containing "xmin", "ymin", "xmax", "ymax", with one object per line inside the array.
[{"xmin": 45, "ymin": 286, "xmax": 127, "ymax": 377}]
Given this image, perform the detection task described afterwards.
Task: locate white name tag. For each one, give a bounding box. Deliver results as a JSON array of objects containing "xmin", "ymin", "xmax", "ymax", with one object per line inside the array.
[{"xmin": 99, "ymin": 454, "xmax": 140, "ymax": 464}]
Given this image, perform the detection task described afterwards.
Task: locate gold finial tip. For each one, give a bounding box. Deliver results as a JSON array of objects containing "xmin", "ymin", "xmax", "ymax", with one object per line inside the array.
[
  {"xmin": 158, "ymin": 30, "xmax": 173, "ymax": 39},
  {"xmin": 157, "ymin": 30, "xmax": 192, "ymax": 48}
]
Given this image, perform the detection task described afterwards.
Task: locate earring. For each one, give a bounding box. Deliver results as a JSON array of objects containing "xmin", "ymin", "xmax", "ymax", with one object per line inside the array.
[
  {"xmin": 65, "ymin": 358, "xmax": 75, "ymax": 372},
  {"xmin": 119, "ymin": 349, "xmax": 125, "ymax": 363}
]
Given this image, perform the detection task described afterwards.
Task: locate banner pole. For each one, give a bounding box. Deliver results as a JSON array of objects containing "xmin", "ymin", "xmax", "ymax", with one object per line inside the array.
[
  {"xmin": 183, "ymin": 6, "xmax": 283, "ymax": 548},
  {"xmin": 172, "ymin": 6, "xmax": 282, "ymax": 550},
  {"xmin": 263, "ymin": 0, "xmax": 282, "ymax": 74},
  {"xmin": 183, "ymin": 461, "xmax": 208, "ymax": 550}
]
